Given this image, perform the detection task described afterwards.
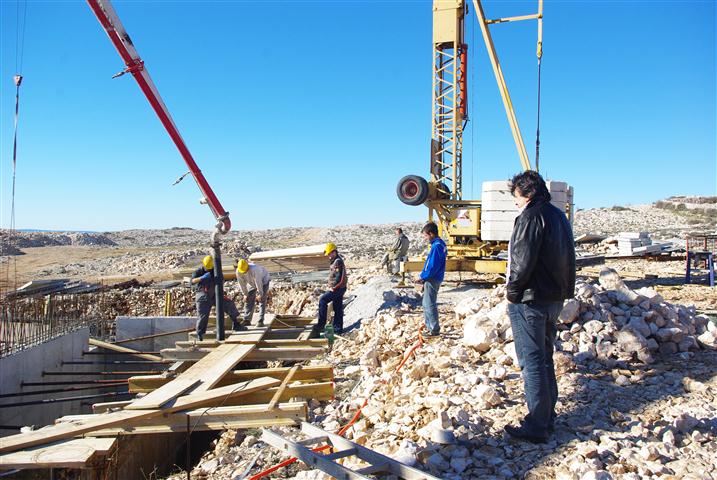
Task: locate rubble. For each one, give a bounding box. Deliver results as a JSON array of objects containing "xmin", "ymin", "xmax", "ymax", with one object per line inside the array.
[{"xmin": 168, "ymin": 265, "xmax": 716, "ymax": 480}]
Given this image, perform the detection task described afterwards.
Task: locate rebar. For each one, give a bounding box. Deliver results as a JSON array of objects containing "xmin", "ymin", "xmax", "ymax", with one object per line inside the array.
[{"xmin": 0, "ymin": 391, "xmax": 130, "ymax": 408}]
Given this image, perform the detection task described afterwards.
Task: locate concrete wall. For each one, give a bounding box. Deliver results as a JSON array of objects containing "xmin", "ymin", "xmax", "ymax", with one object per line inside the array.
[
  {"xmin": 0, "ymin": 329, "xmax": 112, "ymax": 434},
  {"xmin": 115, "ymin": 316, "xmax": 196, "ymax": 352}
]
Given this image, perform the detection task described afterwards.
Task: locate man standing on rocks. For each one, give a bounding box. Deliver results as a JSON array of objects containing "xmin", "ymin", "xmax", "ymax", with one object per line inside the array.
[
  {"xmin": 416, "ymin": 222, "xmax": 447, "ymax": 337},
  {"xmin": 315, "ymin": 243, "xmax": 348, "ymax": 336},
  {"xmin": 236, "ymin": 259, "xmax": 271, "ymax": 327},
  {"xmin": 190, "ymin": 255, "xmax": 241, "ymax": 340},
  {"xmin": 504, "ymin": 171, "xmax": 575, "ymax": 443},
  {"xmin": 380, "ymin": 227, "xmax": 410, "ymax": 273}
]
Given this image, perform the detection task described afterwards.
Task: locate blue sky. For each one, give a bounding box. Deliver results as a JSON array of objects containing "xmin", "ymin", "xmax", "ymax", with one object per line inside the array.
[{"xmin": 1, "ymin": 1, "xmax": 714, "ymax": 231}]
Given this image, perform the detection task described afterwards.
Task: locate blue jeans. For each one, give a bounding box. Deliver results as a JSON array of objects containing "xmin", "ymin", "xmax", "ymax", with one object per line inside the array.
[
  {"xmin": 422, "ymin": 279, "xmax": 441, "ymax": 334},
  {"xmin": 508, "ymin": 301, "xmax": 562, "ymax": 433},
  {"xmin": 317, "ymin": 287, "xmax": 346, "ymax": 333}
]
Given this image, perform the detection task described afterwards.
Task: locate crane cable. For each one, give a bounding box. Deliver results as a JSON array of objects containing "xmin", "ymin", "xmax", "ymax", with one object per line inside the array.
[
  {"xmin": 10, "ymin": 0, "xmax": 28, "ymax": 231},
  {"xmin": 535, "ymin": 4, "xmax": 543, "ymax": 173},
  {"xmin": 535, "ymin": 55, "xmax": 542, "ymax": 173}
]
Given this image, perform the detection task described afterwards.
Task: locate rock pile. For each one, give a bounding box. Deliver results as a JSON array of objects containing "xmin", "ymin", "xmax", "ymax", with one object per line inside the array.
[
  {"xmin": 173, "ymin": 270, "xmax": 716, "ymax": 480},
  {"xmin": 0, "ymin": 230, "xmax": 116, "ymax": 254},
  {"xmin": 456, "ymin": 268, "xmax": 715, "ymax": 366}
]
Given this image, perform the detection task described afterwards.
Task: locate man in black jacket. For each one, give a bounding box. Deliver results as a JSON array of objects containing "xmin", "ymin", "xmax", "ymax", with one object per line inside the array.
[{"xmin": 504, "ymin": 171, "xmax": 575, "ymax": 443}]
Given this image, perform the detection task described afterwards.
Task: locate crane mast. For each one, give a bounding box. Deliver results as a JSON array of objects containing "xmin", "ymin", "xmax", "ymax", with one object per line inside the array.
[
  {"xmin": 431, "ymin": 0, "xmax": 467, "ymax": 203},
  {"xmin": 397, "ymin": 0, "xmax": 544, "ymax": 275}
]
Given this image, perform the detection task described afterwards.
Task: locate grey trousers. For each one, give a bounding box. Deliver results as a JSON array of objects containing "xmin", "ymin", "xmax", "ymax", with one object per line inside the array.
[
  {"xmin": 196, "ymin": 296, "xmax": 240, "ymax": 338},
  {"xmin": 243, "ymin": 282, "xmax": 270, "ymax": 325}
]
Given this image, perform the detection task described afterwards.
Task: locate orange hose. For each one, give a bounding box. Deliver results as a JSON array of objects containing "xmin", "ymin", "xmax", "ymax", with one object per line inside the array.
[{"xmin": 249, "ymin": 328, "xmax": 424, "ymax": 479}]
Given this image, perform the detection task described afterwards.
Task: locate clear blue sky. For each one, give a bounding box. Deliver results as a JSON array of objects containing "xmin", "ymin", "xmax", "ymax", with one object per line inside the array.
[{"xmin": 1, "ymin": 1, "xmax": 715, "ymax": 231}]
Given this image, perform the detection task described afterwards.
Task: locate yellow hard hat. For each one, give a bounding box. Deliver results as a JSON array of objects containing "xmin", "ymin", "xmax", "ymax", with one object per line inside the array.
[
  {"xmin": 324, "ymin": 242, "xmax": 337, "ymax": 256},
  {"xmin": 236, "ymin": 258, "xmax": 249, "ymax": 274},
  {"xmin": 202, "ymin": 255, "xmax": 214, "ymax": 270}
]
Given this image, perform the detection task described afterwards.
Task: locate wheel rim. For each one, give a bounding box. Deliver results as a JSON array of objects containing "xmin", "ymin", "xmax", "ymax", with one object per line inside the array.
[{"xmin": 402, "ymin": 180, "xmax": 419, "ymax": 199}]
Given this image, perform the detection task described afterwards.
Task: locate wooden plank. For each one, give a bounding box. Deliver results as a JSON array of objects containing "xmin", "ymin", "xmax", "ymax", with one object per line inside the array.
[
  {"xmin": 88, "ymin": 338, "xmax": 162, "ymax": 362},
  {"xmin": 86, "ymin": 402, "xmax": 307, "ymax": 436},
  {"xmin": 129, "ymin": 365, "xmax": 333, "ymax": 393},
  {"xmin": 161, "ymin": 346, "xmax": 326, "ymax": 362},
  {"xmin": 123, "ymin": 377, "xmax": 200, "ymax": 410},
  {"xmin": 250, "ymin": 244, "xmax": 327, "ymax": 260},
  {"xmin": 223, "ymin": 339, "xmax": 328, "ymax": 347},
  {"xmin": 220, "ymin": 381, "xmax": 334, "ymax": 406},
  {"xmin": 92, "ymin": 400, "xmax": 132, "ymax": 413},
  {"xmin": 267, "ymin": 365, "xmax": 299, "ymax": 410},
  {"xmin": 0, "ymin": 410, "xmax": 157, "ymax": 454},
  {"xmin": 125, "ymin": 377, "xmax": 280, "ymax": 411},
  {"xmin": 0, "ymin": 438, "xmax": 116, "ymax": 469},
  {"xmin": 0, "ymin": 378, "xmax": 279, "ymax": 453}
]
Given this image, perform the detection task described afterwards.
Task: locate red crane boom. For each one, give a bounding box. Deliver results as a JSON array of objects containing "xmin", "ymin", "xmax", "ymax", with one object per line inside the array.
[{"xmin": 86, "ymin": 0, "xmax": 231, "ymax": 234}]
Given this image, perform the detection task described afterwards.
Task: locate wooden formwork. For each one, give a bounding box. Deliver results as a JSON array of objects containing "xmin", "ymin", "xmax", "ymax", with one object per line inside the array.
[{"xmin": 0, "ymin": 314, "xmax": 333, "ymax": 475}]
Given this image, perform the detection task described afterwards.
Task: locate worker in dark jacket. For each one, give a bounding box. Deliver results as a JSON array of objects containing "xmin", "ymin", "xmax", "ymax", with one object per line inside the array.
[
  {"xmin": 503, "ymin": 171, "xmax": 575, "ymax": 443},
  {"xmin": 315, "ymin": 243, "xmax": 348, "ymax": 336},
  {"xmin": 190, "ymin": 255, "xmax": 241, "ymax": 340},
  {"xmin": 416, "ymin": 222, "xmax": 447, "ymax": 336},
  {"xmin": 380, "ymin": 227, "xmax": 410, "ymax": 273}
]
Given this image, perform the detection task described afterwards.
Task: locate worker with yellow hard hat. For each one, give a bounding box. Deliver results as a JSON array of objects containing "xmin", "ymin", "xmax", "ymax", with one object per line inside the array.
[
  {"xmin": 315, "ymin": 242, "xmax": 348, "ymax": 336},
  {"xmin": 235, "ymin": 258, "xmax": 271, "ymax": 328},
  {"xmin": 190, "ymin": 254, "xmax": 241, "ymax": 340}
]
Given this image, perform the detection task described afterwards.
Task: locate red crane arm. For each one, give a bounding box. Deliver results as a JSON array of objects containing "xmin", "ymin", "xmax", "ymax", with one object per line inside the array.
[{"xmin": 86, "ymin": 0, "xmax": 231, "ymax": 233}]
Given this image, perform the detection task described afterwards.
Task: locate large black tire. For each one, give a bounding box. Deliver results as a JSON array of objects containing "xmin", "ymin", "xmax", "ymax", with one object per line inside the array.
[{"xmin": 396, "ymin": 175, "xmax": 429, "ymax": 206}]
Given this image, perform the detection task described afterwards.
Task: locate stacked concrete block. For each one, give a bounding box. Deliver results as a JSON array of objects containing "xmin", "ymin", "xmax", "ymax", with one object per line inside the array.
[
  {"xmin": 480, "ymin": 179, "xmax": 574, "ymax": 241},
  {"xmin": 617, "ymin": 232, "xmax": 657, "ymax": 256}
]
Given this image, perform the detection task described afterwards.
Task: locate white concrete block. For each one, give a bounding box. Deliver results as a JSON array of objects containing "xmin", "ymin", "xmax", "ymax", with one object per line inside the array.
[
  {"xmin": 482, "ymin": 180, "xmax": 511, "ymax": 192},
  {"xmin": 481, "ymin": 211, "xmax": 519, "ymax": 222},
  {"xmin": 481, "ymin": 190, "xmax": 514, "ymax": 201},
  {"xmin": 618, "ymin": 232, "xmax": 649, "ymax": 239},
  {"xmin": 481, "ymin": 227, "xmax": 514, "ymax": 241},
  {"xmin": 482, "ymin": 199, "xmax": 518, "ymax": 210},
  {"xmin": 550, "ymin": 191, "xmax": 568, "ymax": 203},
  {"xmin": 547, "ymin": 180, "xmax": 568, "ymax": 192}
]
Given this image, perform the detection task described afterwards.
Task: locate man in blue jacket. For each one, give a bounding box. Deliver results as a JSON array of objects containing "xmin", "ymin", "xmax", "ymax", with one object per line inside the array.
[{"xmin": 416, "ymin": 222, "xmax": 447, "ymax": 336}]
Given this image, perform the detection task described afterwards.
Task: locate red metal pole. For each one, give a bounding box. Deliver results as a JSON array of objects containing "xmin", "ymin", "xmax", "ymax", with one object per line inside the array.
[{"xmin": 86, "ymin": 0, "xmax": 231, "ymax": 233}]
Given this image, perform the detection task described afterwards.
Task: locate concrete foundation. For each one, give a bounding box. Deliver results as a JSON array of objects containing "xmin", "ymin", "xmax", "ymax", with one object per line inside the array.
[
  {"xmin": 0, "ymin": 329, "xmax": 106, "ymax": 435},
  {"xmin": 115, "ymin": 316, "xmax": 196, "ymax": 351}
]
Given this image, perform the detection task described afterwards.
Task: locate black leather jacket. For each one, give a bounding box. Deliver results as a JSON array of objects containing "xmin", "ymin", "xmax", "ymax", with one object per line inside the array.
[{"xmin": 506, "ymin": 196, "xmax": 576, "ymax": 304}]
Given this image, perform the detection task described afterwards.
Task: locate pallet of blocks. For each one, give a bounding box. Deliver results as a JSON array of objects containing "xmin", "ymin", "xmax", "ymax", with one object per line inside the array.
[{"xmin": 0, "ymin": 314, "xmax": 334, "ymax": 472}]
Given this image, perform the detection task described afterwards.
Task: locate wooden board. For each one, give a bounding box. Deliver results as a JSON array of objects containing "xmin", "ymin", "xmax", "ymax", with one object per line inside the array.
[
  {"xmin": 88, "ymin": 338, "xmax": 162, "ymax": 362},
  {"xmin": 0, "ymin": 438, "xmax": 116, "ymax": 469},
  {"xmin": 124, "ymin": 377, "xmax": 200, "ymax": 410},
  {"xmin": 85, "ymin": 402, "xmax": 308, "ymax": 436},
  {"xmin": 129, "ymin": 365, "xmax": 333, "ymax": 393},
  {"xmin": 223, "ymin": 382, "xmax": 334, "ymax": 406},
  {"xmin": 161, "ymin": 346, "xmax": 326, "ymax": 362},
  {"xmin": 0, "ymin": 410, "xmax": 157, "ymax": 454}
]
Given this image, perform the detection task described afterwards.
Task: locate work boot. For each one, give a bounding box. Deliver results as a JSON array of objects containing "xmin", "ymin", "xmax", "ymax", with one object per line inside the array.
[
  {"xmin": 503, "ymin": 423, "xmax": 548, "ymax": 444},
  {"xmin": 256, "ymin": 320, "xmax": 265, "ymax": 327}
]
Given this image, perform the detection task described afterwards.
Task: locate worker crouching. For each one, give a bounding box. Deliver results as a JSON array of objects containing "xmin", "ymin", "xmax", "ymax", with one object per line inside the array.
[
  {"xmin": 190, "ymin": 255, "xmax": 240, "ymax": 341},
  {"xmin": 236, "ymin": 259, "xmax": 270, "ymax": 327},
  {"xmin": 314, "ymin": 243, "xmax": 348, "ymax": 336}
]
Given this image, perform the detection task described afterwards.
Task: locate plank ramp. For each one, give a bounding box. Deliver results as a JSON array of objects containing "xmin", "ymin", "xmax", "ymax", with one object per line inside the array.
[{"xmin": 125, "ymin": 316, "xmax": 276, "ymax": 409}]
